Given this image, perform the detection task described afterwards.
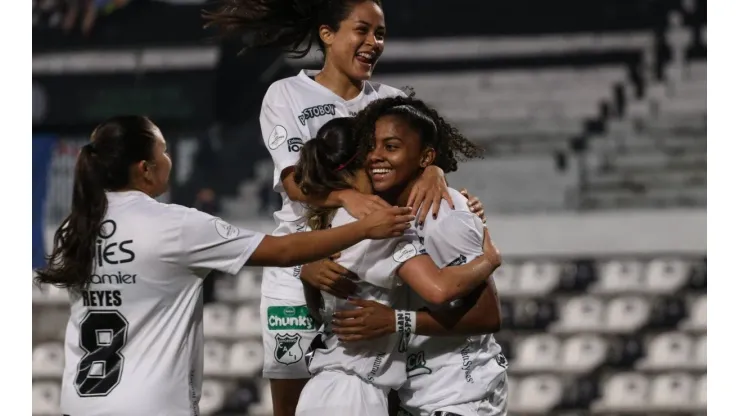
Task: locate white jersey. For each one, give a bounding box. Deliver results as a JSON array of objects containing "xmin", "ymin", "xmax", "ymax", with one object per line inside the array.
[
  {"xmin": 259, "ymin": 69, "xmax": 404, "ymax": 299},
  {"xmin": 60, "ymin": 191, "xmax": 265, "ymax": 416},
  {"xmin": 307, "ymin": 208, "xmax": 424, "ymax": 389},
  {"xmin": 398, "ymin": 189, "xmax": 507, "ymax": 415}
]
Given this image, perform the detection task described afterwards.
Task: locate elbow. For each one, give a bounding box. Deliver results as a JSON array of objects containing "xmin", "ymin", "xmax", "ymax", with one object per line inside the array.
[
  {"xmin": 486, "ymin": 313, "xmax": 502, "ymax": 333},
  {"xmin": 423, "ymin": 286, "xmax": 457, "ymax": 307}
]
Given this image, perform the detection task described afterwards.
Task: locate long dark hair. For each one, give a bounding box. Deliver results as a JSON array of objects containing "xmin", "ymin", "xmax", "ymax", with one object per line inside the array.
[
  {"xmin": 203, "ymin": 0, "xmax": 382, "ymax": 57},
  {"xmin": 354, "ymin": 96, "xmax": 484, "ymax": 173},
  {"xmin": 35, "ymin": 116, "xmax": 159, "ymax": 291},
  {"xmin": 293, "ymin": 117, "xmax": 361, "ymax": 230}
]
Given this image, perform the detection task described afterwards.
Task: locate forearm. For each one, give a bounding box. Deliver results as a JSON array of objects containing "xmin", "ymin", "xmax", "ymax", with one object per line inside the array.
[
  {"xmin": 283, "ymin": 171, "xmax": 346, "ymax": 208},
  {"xmin": 302, "ymin": 281, "xmax": 323, "ymax": 326},
  {"xmin": 435, "ymin": 257, "xmax": 494, "ymax": 304},
  {"xmin": 415, "ymin": 281, "xmax": 500, "ymax": 336},
  {"xmin": 249, "ymin": 222, "xmax": 366, "ymax": 267}
]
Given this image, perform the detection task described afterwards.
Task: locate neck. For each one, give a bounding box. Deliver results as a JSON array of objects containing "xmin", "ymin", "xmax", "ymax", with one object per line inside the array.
[
  {"xmin": 378, "ymin": 175, "xmax": 422, "ymax": 207},
  {"xmin": 315, "ymin": 63, "xmax": 363, "ymax": 101}
]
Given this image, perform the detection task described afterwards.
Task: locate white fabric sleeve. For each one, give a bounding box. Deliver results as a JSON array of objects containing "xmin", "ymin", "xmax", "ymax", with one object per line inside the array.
[
  {"xmin": 178, "ymin": 209, "xmax": 266, "ymax": 275},
  {"xmin": 359, "ymin": 231, "xmax": 427, "ymax": 289},
  {"xmin": 259, "ymin": 84, "xmax": 309, "ymax": 192},
  {"xmin": 423, "ymin": 211, "xmax": 485, "ymax": 266}
]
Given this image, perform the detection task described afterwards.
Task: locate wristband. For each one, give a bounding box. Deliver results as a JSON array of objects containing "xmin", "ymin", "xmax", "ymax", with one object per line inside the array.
[{"xmin": 395, "ymin": 310, "xmax": 417, "ymax": 334}]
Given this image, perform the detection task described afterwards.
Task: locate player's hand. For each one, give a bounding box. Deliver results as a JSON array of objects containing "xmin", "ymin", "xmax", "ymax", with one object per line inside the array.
[
  {"xmin": 360, "ymin": 206, "xmax": 414, "ymax": 239},
  {"xmin": 408, "ymin": 166, "xmax": 453, "ymax": 227},
  {"xmin": 332, "ymin": 299, "xmax": 396, "ymax": 342},
  {"xmin": 300, "ymin": 258, "xmax": 358, "ymax": 299},
  {"xmin": 481, "ymin": 228, "xmax": 502, "ymax": 270},
  {"xmin": 460, "ymin": 188, "xmax": 486, "ymax": 224},
  {"xmin": 339, "ymin": 189, "xmax": 391, "ymax": 219}
]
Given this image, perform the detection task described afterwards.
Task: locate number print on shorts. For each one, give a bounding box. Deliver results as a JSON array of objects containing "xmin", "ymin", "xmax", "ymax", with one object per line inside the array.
[{"xmin": 75, "ymin": 310, "xmax": 129, "ymax": 397}]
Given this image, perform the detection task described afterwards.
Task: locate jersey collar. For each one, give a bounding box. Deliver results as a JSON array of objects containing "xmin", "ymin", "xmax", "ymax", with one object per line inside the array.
[{"xmin": 298, "ymin": 69, "xmax": 378, "ymax": 107}]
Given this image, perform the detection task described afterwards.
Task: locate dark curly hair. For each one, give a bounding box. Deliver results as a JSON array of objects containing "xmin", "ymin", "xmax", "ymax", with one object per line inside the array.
[
  {"xmin": 203, "ymin": 0, "xmax": 382, "ymax": 57},
  {"xmin": 353, "ymin": 96, "xmax": 484, "ymax": 173}
]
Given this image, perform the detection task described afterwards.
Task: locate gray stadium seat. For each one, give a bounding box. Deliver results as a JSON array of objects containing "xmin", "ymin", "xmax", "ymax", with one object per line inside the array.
[
  {"xmin": 650, "ymin": 373, "xmax": 695, "ymax": 411},
  {"xmin": 32, "ymin": 382, "xmax": 61, "ymax": 416},
  {"xmin": 551, "ymin": 296, "xmax": 604, "ymax": 334},
  {"xmin": 517, "ymin": 261, "xmax": 561, "ymax": 297},
  {"xmin": 490, "ymin": 262, "xmax": 519, "ymax": 296},
  {"xmin": 511, "ymin": 334, "xmax": 560, "ymax": 372},
  {"xmin": 637, "ymin": 332, "xmax": 694, "ymax": 371},
  {"xmin": 644, "ymin": 258, "xmax": 690, "ymax": 294},
  {"xmin": 203, "ymin": 341, "xmax": 228, "ymax": 377},
  {"xmin": 228, "ymin": 340, "xmax": 264, "ymax": 376},
  {"xmin": 592, "ymin": 260, "xmax": 644, "ymax": 294},
  {"xmin": 203, "ymin": 304, "xmax": 233, "ymax": 339},
  {"xmin": 680, "ymin": 295, "xmax": 707, "ymax": 332},
  {"xmin": 696, "ymin": 374, "xmax": 707, "ymax": 407},
  {"xmin": 694, "ymin": 334, "xmax": 706, "ymax": 368},
  {"xmin": 199, "ymin": 380, "xmax": 226, "ymax": 416},
  {"xmin": 510, "ymin": 375, "xmax": 563, "ymax": 413},
  {"xmin": 233, "ymin": 305, "xmax": 262, "ymax": 338},
  {"xmin": 592, "ymin": 372, "xmax": 650, "ymax": 413},
  {"xmin": 605, "ymin": 296, "xmax": 650, "ymax": 333},
  {"xmin": 235, "ymin": 269, "xmax": 261, "ymax": 301},
  {"xmin": 561, "ymin": 335, "xmax": 608, "ymax": 373},
  {"xmin": 32, "ymin": 342, "xmax": 64, "ymax": 379}
]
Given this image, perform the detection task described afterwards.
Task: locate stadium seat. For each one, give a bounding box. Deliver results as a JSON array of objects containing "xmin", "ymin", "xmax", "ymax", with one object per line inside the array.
[
  {"xmin": 696, "ymin": 374, "xmax": 707, "ymax": 407},
  {"xmin": 644, "ymin": 258, "xmax": 690, "ymax": 294},
  {"xmin": 694, "ymin": 334, "xmax": 706, "ymax": 368},
  {"xmin": 32, "ymin": 342, "xmax": 64, "ymax": 378},
  {"xmin": 637, "ymin": 332, "xmax": 693, "ymax": 371},
  {"xmin": 650, "ymin": 373, "xmax": 695, "ymax": 410},
  {"xmin": 681, "ymin": 295, "xmax": 707, "ymax": 332},
  {"xmin": 606, "ymin": 336, "xmax": 644, "ymax": 369},
  {"xmin": 513, "ymin": 299, "xmax": 557, "ymax": 330},
  {"xmin": 649, "ymin": 297, "xmax": 687, "ymax": 329},
  {"xmin": 221, "ymin": 378, "xmax": 260, "ymax": 413},
  {"xmin": 605, "ymin": 296, "xmax": 650, "ymax": 333},
  {"xmin": 591, "ymin": 372, "xmax": 650, "ymax": 412},
  {"xmin": 250, "ymin": 382, "xmax": 274, "ymax": 416},
  {"xmin": 511, "ymin": 334, "xmax": 560, "ymax": 372},
  {"xmin": 200, "ymin": 380, "xmax": 226, "ymax": 416},
  {"xmin": 228, "ymin": 340, "xmax": 264, "ymax": 376},
  {"xmin": 235, "ymin": 269, "xmax": 261, "ymax": 301},
  {"xmin": 560, "ymin": 376, "xmax": 599, "ymax": 409},
  {"xmin": 561, "ymin": 334, "xmax": 608, "ymax": 373},
  {"xmin": 233, "ymin": 304, "xmax": 262, "ymax": 338},
  {"xmin": 518, "ymin": 261, "xmax": 561, "ymax": 296},
  {"xmin": 592, "ymin": 260, "xmax": 643, "ymax": 294},
  {"xmin": 203, "ymin": 304, "xmax": 233, "ymax": 339},
  {"xmin": 33, "ymin": 283, "xmax": 69, "ymax": 305},
  {"xmin": 551, "ymin": 296, "xmax": 604, "ymax": 333},
  {"xmin": 688, "ymin": 259, "xmax": 707, "ymax": 291},
  {"xmin": 32, "ymin": 382, "xmax": 61, "ymax": 416},
  {"xmin": 203, "ymin": 341, "xmax": 228, "ymax": 376},
  {"xmin": 499, "ymin": 299, "xmax": 515, "ymax": 329},
  {"xmin": 510, "ymin": 375, "xmax": 563, "ymax": 413},
  {"xmin": 491, "ymin": 262, "xmax": 519, "ymax": 296}
]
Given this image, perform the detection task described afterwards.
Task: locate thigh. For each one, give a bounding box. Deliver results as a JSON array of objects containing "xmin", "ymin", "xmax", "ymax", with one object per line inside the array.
[
  {"xmin": 296, "ymin": 371, "xmax": 389, "ymax": 416},
  {"xmin": 261, "ymin": 294, "xmax": 320, "ymax": 379}
]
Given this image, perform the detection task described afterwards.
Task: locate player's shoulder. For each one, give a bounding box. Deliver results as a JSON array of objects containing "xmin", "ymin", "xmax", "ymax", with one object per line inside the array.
[
  {"xmin": 262, "ymin": 74, "xmax": 306, "ymax": 105},
  {"xmin": 419, "ymin": 187, "xmax": 479, "ymax": 233},
  {"xmin": 369, "ymin": 81, "xmax": 407, "ymax": 99}
]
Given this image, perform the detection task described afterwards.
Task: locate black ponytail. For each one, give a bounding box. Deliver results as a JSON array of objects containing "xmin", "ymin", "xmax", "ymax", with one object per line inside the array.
[
  {"xmin": 203, "ymin": 0, "xmax": 381, "ymax": 57},
  {"xmin": 35, "ymin": 116, "xmax": 158, "ymax": 292}
]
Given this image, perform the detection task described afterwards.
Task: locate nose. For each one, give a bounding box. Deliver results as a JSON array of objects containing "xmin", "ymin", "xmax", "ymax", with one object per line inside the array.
[
  {"xmin": 364, "ymin": 33, "xmax": 379, "ymax": 48},
  {"xmin": 368, "ymin": 146, "xmax": 383, "ymax": 163}
]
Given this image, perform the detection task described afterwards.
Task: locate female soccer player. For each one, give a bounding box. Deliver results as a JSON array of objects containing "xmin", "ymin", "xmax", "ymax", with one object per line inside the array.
[
  {"xmin": 33, "ymin": 116, "xmax": 415, "ymax": 416},
  {"xmin": 204, "ymin": 2, "xmax": 483, "ymax": 413},
  {"xmin": 333, "ymin": 97, "xmax": 509, "ymax": 416},
  {"xmin": 292, "ymin": 107, "xmax": 505, "ymax": 415}
]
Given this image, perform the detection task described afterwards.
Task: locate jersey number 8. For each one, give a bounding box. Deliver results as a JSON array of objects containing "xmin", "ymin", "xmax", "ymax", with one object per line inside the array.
[{"xmin": 75, "ymin": 310, "xmax": 129, "ymax": 397}]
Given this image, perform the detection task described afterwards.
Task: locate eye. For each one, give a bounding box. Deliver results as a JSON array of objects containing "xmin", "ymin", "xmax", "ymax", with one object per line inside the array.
[
  {"xmin": 375, "ymin": 30, "xmax": 386, "ymax": 41},
  {"xmin": 355, "ymin": 26, "xmax": 369, "ymax": 35},
  {"xmin": 384, "ymin": 144, "xmax": 397, "ymax": 151}
]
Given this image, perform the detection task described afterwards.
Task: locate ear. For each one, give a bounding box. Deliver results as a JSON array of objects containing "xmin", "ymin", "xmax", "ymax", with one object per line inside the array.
[
  {"xmin": 419, "ymin": 147, "xmax": 436, "ymax": 168},
  {"xmin": 318, "ymin": 24, "xmax": 336, "ymax": 48},
  {"xmin": 137, "ymin": 160, "xmax": 154, "ymax": 182}
]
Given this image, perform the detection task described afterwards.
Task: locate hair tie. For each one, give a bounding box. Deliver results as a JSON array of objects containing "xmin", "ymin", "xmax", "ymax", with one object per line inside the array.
[
  {"xmin": 82, "ymin": 143, "xmax": 97, "ymax": 154},
  {"xmin": 334, "ymin": 152, "xmax": 359, "ymax": 172}
]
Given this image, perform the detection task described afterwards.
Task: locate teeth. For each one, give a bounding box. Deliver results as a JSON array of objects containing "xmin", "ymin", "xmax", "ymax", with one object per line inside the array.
[
  {"xmin": 358, "ymin": 52, "xmax": 375, "ymax": 60},
  {"xmin": 372, "ymin": 168, "xmax": 391, "ymax": 174}
]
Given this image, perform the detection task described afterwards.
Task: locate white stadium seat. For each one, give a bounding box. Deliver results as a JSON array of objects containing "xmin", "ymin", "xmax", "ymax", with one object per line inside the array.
[
  {"xmin": 203, "ymin": 341, "xmax": 228, "ymax": 377},
  {"xmin": 32, "ymin": 343, "xmax": 64, "ymax": 378},
  {"xmin": 650, "ymin": 373, "xmax": 695, "ymax": 409},
  {"xmin": 518, "ymin": 261, "xmax": 561, "ymax": 296},
  {"xmin": 32, "ymin": 382, "xmax": 61, "ymax": 416},
  {"xmin": 233, "ymin": 305, "xmax": 262, "ymax": 338},
  {"xmin": 561, "ymin": 335, "xmax": 608, "ymax": 373},
  {"xmin": 510, "ymin": 375, "xmax": 563, "ymax": 413},
  {"xmin": 694, "ymin": 335, "xmax": 706, "ymax": 368},
  {"xmin": 490, "ymin": 262, "xmax": 519, "ymax": 296},
  {"xmin": 200, "ymin": 380, "xmax": 226, "ymax": 416},
  {"xmin": 235, "ymin": 269, "xmax": 261, "ymax": 301},
  {"xmin": 696, "ymin": 374, "xmax": 707, "ymax": 407},
  {"xmin": 644, "ymin": 258, "xmax": 690, "ymax": 294},
  {"xmin": 203, "ymin": 304, "xmax": 233, "ymax": 338},
  {"xmin": 605, "ymin": 296, "xmax": 650, "ymax": 333},
  {"xmin": 638, "ymin": 332, "xmax": 693, "ymax": 371},
  {"xmin": 593, "ymin": 260, "xmax": 643, "ymax": 294},
  {"xmin": 552, "ymin": 296, "xmax": 604, "ymax": 333},
  {"xmin": 681, "ymin": 295, "xmax": 707, "ymax": 331},
  {"xmin": 512, "ymin": 334, "xmax": 560, "ymax": 372},
  {"xmin": 592, "ymin": 373, "xmax": 650, "ymax": 412},
  {"xmin": 33, "ymin": 282, "xmax": 69, "ymax": 305},
  {"xmin": 229, "ymin": 340, "xmax": 264, "ymax": 376}
]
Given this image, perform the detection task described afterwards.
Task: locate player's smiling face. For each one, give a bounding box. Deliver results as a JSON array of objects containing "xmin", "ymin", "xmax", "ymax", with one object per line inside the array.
[
  {"xmin": 367, "ymin": 115, "xmax": 435, "ymax": 197},
  {"xmin": 323, "ymin": 1, "xmax": 385, "ymax": 81}
]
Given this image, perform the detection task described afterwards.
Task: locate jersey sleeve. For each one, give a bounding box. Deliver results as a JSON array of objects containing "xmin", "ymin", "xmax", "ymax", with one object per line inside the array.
[
  {"xmin": 359, "ymin": 231, "xmax": 427, "ymax": 289},
  {"xmin": 423, "ymin": 211, "xmax": 485, "ymax": 266},
  {"xmin": 259, "ymin": 83, "xmax": 308, "ymax": 192},
  {"xmin": 178, "ymin": 208, "xmax": 266, "ymax": 275}
]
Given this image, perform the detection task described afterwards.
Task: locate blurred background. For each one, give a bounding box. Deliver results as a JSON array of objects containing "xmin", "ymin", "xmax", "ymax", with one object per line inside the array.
[{"xmin": 32, "ymin": 0, "xmax": 707, "ymax": 415}]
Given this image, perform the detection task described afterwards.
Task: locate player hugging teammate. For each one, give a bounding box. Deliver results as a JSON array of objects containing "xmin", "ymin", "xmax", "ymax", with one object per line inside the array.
[{"xmin": 205, "ymin": 0, "xmax": 508, "ymax": 414}]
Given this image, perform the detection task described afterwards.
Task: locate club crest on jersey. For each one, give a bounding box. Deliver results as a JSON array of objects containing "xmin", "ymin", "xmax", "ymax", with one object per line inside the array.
[
  {"xmin": 298, "ymin": 104, "xmax": 336, "ymax": 126},
  {"xmin": 495, "ymin": 353, "xmax": 509, "ymax": 369},
  {"xmin": 406, "ymin": 351, "xmax": 432, "ymax": 378},
  {"xmin": 214, "ymin": 219, "xmax": 239, "ymax": 240},
  {"xmin": 393, "ymin": 241, "xmax": 418, "ymax": 263},
  {"xmin": 274, "ymin": 333, "xmax": 303, "ymax": 365},
  {"xmin": 287, "ymin": 137, "xmax": 303, "ymax": 152},
  {"xmin": 267, "ymin": 125, "xmax": 288, "ymax": 150}
]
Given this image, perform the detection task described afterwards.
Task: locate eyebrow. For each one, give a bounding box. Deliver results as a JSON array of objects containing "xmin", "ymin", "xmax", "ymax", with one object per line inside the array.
[{"xmin": 356, "ymin": 19, "xmax": 385, "ymax": 29}]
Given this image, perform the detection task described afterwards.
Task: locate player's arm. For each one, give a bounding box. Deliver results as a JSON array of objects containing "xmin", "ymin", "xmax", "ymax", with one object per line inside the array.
[
  {"xmin": 331, "ymin": 280, "xmax": 501, "ymax": 342},
  {"xmin": 302, "ymin": 280, "xmax": 324, "ymax": 326},
  {"xmin": 175, "ymin": 206, "xmax": 413, "ymax": 273}
]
